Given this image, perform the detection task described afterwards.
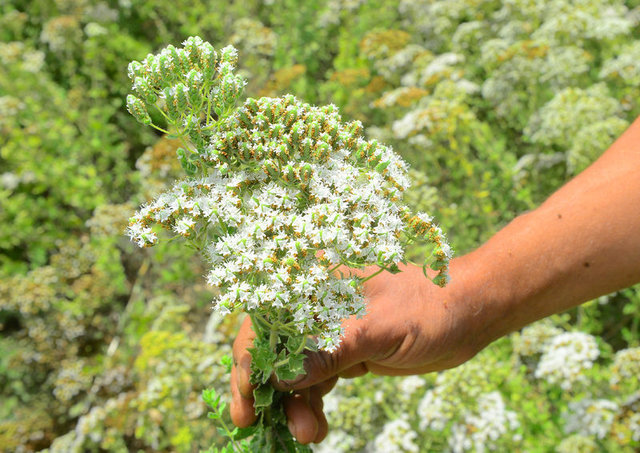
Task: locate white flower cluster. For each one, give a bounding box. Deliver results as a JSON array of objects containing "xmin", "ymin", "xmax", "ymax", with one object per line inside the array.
[
  {"xmin": 448, "ymin": 392, "xmax": 520, "ymax": 453},
  {"xmin": 628, "ymin": 412, "xmax": 640, "ymax": 442},
  {"xmin": 535, "ymin": 332, "xmax": 600, "ymax": 390},
  {"xmin": 512, "ymin": 319, "xmax": 563, "ymax": 357},
  {"xmin": 230, "ymin": 18, "xmax": 277, "ymax": 57},
  {"xmin": 126, "ymin": 38, "xmax": 451, "ymax": 351},
  {"xmin": 398, "ymin": 375, "xmax": 426, "ymax": 400},
  {"xmin": 52, "ymin": 360, "xmax": 93, "ymax": 403},
  {"xmin": 401, "ymin": 52, "xmax": 466, "ymax": 87},
  {"xmin": 528, "ymin": 1, "xmax": 634, "ymax": 43},
  {"xmin": 0, "ymin": 95, "xmax": 25, "ymax": 118},
  {"xmin": 417, "ymin": 389, "xmax": 450, "ymax": 431},
  {"xmin": 525, "ymin": 84, "xmax": 623, "ymax": 148},
  {"xmin": 600, "ymin": 41, "xmax": 640, "ymax": 86},
  {"xmin": 318, "ymin": 0, "xmax": 366, "ymax": 27},
  {"xmin": 311, "ymin": 430, "xmax": 357, "ymax": 453},
  {"xmin": 556, "ymin": 434, "xmax": 599, "ymax": 453},
  {"xmin": 417, "ymin": 358, "xmax": 493, "ymax": 433},
  {"xmin": 391, "ymin": 82, "xmax": 478, "ymax": 146},
  {"xmin": 0, "ymin": 41, "xmax": 45, "ymax": 73},
  {"xmin": 370, "ymin": 416, "xmax": 420, "ymax": 453},
  {"xmin": 610, "ymin": 347, "xmax": 640, "ymax": 386},
  {"xmin": 563, "ymin": 398, "xmax": 619, "ymax": 439}
]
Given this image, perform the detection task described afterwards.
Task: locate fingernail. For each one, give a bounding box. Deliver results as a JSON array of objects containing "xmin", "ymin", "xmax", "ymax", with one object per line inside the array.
[
  {"xmin": 288, "ymin": 419, "xmax": 297, "ymax": 439},
  {"xmin": 240, "ymin": 355, "xmax": 251, "ymax": 377}
]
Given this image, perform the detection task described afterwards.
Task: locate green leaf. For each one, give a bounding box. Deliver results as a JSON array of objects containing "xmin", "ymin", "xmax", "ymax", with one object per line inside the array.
[
  {"xmin": 387, "ymin": 263, "xmax": 401, "ymax": 274},
  {"xmin": 286, "ymin": 335, "xmax": 304, "ymax": 353},
  {"xmin": 253, "ymin": 384, "xmax": 274, "ymax": 408},
  {"xmin": 202, "ymin": 388, "xmax": 219, "ymax": 409},
  {"xmin": 288, "ymin": 353, "xmax": 305, "ymax": 373},
  {"xmin": 275, "ymin": 350, "xmax": 306, "ymax": 380},
  {"xmin": 232, "ymin": 425, "xmax": 258, "ymax": 441},
  {"xmin": 248, "ymin": 339, "xmax": 277, "ymax": 383},
  {"xmin": 305, "ymin": 337, "xmax": 318, "ymax": 352},
  {"xmin": 221, "ymin": 354, "xmax": 233, "ymax": 373},
  {"xmin": 275, "ymin": 365, "xmax": 299, "ymax": 381},
  {"xmin": 375, "ymin": 160, "xmax": 390, "ymax": 172}
]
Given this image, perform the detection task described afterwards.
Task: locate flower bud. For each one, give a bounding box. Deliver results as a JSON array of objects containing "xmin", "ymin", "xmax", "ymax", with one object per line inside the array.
[
  {"xmin": 183, "ymin": 36, "xmax": 202, "ymax": 67},
  {"xmin": 158, "ymin": 54, "xmax": 175, "ymax": 81},
  {"xmin": 299, "ymin": 163, "xmax": 313, "ymax": 183},
  {"xmin": 174, "ymin": 83, "xmax": 189, "ymax": 112},
  {"xmin": 126, "ymin": 94, "xmax": 151, "ymax": 125},
  {"xmin": 263, "ymin": 159, "xmax": 280, "ymax": 179},
  {"xmin": 315, "ymin": 142, "xmax": 330, "ymax": 162},
  {"xmin": 301, "ymin": 137, "xmax": 313, "ymax": 160},
  {"xmin": 133, "ymin": 76, "xmax": 157, "ymax": 104},
  {"xmin": 127, "ymin": 61, "xmax": 143, "ymax": 80},
  {"xmin": 187, "ymin": 69, "xmax": 203, "ymax": 105},
  {"xmin": 167, "ymin": 45, "xmax": 182, "ymax": 76},
  {"xmin": 307, "ymin": 120, "xmax": 320, "ymax": 139},
  {"xmin": 200, "ymin": 43, "xmax": 218, "ymax": 80},
  {"xmin": 237, "ymin": 107, "xmax": 253, "ymax": 128},
  {"xmin": 270, "ymin": 123, "xmax": 283, "ymax": 139},
  {"xmin": 162, "ymin": 86, "xmax": 179, "ymax": 120},
  {"xmin": 219, "ymin": 45, "xmax": 238, "ymax": 67},
  {"xmin": 284, "ymin": 105, "xmax": 298, "ymax": 126},
  {"xmin": 245, "ymin": 97, "xmax": 259, "ymax": 114},
  {"xmin": 253, "ymin": 143, "xmax": 265, "ymax": 160},
  {"xmin": 291, "ymin": 121, "xmax": 304, "ymax": 144}
]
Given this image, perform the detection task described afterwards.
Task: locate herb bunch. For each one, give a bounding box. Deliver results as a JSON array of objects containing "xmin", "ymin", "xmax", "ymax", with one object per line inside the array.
[{"xmin": 125, "ymin": 36, "xmax": 451, "ymax": 452}]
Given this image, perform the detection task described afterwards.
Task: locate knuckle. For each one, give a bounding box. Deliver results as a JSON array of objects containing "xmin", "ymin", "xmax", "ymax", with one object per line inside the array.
[{"xmin": 308, "ymin": 350, "xmax": 338, "ymax": 376}]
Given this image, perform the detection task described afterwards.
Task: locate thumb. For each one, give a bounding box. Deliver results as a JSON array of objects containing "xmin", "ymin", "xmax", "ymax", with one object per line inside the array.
[{"xmin": 272, "ymin": 320, "xmax": 372, "ymax": 391}]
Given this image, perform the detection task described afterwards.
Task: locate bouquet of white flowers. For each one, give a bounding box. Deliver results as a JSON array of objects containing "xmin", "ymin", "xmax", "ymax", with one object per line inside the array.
[{"xmin": 126, "ymin": 36, "xmax": 451, "ymax": 452}]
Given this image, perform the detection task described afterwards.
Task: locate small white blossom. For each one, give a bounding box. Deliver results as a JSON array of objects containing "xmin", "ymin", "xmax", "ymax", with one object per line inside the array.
[
  {"xmin": 563, "ymin": 398, "xmax": 618, "ymax": 439},
  {"xmin": 370, "ymin": 416, "xmax": 419, "ymax": 453},
  {"xmin": 535, "ymin": 332, "xmax": 600, "ymax": 390}
]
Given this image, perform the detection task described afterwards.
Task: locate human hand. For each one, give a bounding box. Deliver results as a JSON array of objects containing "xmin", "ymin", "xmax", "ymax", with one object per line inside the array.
[{"xmin": 229, "ymin": 260, "xmax": 483, "ymax": 444}]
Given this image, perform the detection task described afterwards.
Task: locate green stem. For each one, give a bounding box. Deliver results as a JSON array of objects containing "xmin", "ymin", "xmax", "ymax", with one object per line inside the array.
[
  {"xmin": 154, "ymin": 103, "xmax": 173, "ymax": 124},
  {"xmin": 217, "ymin": 415, "xmax": 242, "ymax": 452},
  {"xmin": 150, "ymin": 123, "xmax": 170, "ymax": 135},
  {"xmin": 252, "ymin": 312, "xmax": 273, "ymax": 334},
  {"xmin": 273, "ymin": 336, "xmax": 307, "ymax": 368},
  {"xmin": 360, "ymin": 265, "xmax": 385, "ymax": 283},
  {"xmin": 269, "ymin": 325, "xmax": 279, "ymax": 350}
]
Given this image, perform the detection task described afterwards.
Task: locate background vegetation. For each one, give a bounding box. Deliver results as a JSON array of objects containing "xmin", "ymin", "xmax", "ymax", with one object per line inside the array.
[{"xmin": 1, "ymin": 0, "xmax": 639, "ymax": 451}]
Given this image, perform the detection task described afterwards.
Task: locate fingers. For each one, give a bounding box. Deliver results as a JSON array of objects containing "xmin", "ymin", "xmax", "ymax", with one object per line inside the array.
[
  {"xmin": 283, "ymin": 389, "xmax": 317, "ymax": 444},
  {"xmin": 283, "ymin": 382, "xmax": 333, "ymax": 444},
  {"xmin": 310, "ymin": 390, "xmax": 328, "ymax": 443},
  {"xmin": 232, "ymin": 317, "xmax": 256, "ymax": 397},
  {"xmin": 337, "ymin": 362, "xmax": 369, "ymax": 378},
  {"xmin": 273, "ymin": 316, "xmax": 373, "ymax": 391},
  {"xmin": 231, "ymin": 316, "xmax": 257, "ymax": 427},
  {"xmin": 230, "ymin": 364, "xmax": 258, "ymax": 427}
]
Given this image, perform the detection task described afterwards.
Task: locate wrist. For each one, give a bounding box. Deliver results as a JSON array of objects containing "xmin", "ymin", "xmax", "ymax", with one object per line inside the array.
[{"xmin": 443, "ymin": 236, "xmax": 526, "ymax": 358}]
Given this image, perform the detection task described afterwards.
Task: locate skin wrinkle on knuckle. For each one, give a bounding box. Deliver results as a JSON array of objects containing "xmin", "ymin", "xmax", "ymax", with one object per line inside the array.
[{"xmin": 312, "ymin": 350, "xmax": 338, "ymax": 377}]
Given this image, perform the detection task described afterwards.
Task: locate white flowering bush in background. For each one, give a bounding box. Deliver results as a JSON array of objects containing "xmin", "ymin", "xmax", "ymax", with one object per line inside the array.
[
  {"xmin": 534, "ymin": 332, "xmax": 600, "ymax": 390},
  {"xmin": 1, "ymin": 0, "xmax": 639, "ymax": 451}
]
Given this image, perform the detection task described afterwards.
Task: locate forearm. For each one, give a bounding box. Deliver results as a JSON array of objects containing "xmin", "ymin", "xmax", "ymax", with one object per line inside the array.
[{"xmin": 459, "ymin": 116, "xmax": 640, "ymax": 348}]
